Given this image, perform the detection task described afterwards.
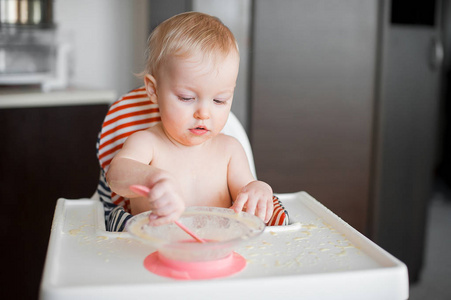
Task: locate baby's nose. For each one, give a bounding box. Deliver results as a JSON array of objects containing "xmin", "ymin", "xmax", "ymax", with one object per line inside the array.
[{"xmin": 194, "ymin": 104, "xmax": 210, "ymax": 120}]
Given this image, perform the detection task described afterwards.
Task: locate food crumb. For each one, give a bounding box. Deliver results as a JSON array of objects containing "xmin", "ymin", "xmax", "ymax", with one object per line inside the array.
[
  {"xmin": 302, "ymin": 223, "xmax": 318, "ymax": 230},
  {"xmin": 69, "ymin": 229, "xmax": 80, "ymax": 236}
]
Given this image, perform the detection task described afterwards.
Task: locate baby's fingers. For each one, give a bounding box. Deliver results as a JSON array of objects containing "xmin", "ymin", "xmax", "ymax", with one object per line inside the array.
[
  {"xmin": 256, "ymin": 200, "xmax": 267, "ymax": 222},
  {"xmin": 231, "ymin": 193, "xmax": 248, "ymax": 213},
  {"xmin": 148, "ymin": 215, "xmax": 174, "ymax": 226},
  {"xmin": 148, "ymin": 208, "xmax": 182, "ymax": 226}
]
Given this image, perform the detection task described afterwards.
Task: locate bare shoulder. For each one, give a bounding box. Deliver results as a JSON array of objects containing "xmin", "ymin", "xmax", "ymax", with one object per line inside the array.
[
  {"xmin": 117, "ymin": 125, "xmax": 163, "ymax": 162},
  {"xmin": 125, "ymin": 124, "xmax": 162, "ymax": 145},
  {"xmin": 214, "ymin": 133, "xmax": 245, "ymax": 155}
]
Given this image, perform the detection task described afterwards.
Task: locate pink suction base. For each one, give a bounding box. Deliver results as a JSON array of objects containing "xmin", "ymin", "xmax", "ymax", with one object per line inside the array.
[{"xmin": 143, "ymin": 251, "xmax": 247, "ymax": 280}]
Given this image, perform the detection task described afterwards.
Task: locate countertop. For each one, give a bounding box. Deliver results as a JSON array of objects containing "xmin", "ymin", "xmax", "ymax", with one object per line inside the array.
[{"xmin": 0, "ymin": 87, "xmax": 116, "ymax": 109}]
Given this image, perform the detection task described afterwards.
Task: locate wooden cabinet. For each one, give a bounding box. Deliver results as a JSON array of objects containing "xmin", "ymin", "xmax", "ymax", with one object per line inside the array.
[{"xmin": 0, "ymin": 103, "xmax": 109, "ymax": 299}]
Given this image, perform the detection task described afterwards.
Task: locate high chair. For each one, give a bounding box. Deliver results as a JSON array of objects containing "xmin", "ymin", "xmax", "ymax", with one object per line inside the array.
[{"xmin": 40, "ymin": 88, "xmax": 409, "ymax": 300}]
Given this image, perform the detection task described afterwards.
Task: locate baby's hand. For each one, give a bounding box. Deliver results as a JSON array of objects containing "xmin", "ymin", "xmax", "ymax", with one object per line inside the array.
[
  {"xmin": 231, "ymin": 181, "xmax": 274, "ymax": 223},
  {"xmin": 134, "ymin": 171, "xmax": 185, "ymax": 226}
]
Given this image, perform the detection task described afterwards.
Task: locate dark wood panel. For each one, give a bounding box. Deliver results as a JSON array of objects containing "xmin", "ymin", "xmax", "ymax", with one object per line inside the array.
[
  {"xmin": 0, "ymin": 104, "xmax": 108, "ymax": 299},
  {"xmin": 250, "ymin": 0, "xmax": 377, "ymax": 233}
]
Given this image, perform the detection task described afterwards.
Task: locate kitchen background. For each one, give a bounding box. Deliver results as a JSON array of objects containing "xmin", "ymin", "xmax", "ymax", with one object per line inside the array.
[{"xmin": 1, "ymin": 0, "xmax": 450, "ymax": 299}]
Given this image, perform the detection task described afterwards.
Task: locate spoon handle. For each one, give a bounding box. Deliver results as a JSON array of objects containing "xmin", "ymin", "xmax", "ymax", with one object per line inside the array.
[
  {"xmin": 174, "ymin": 221, "xmax": 206, "ymax": 243},
  {"xmin": 129, "ymin": 184, "xmax": 206, "ymax": 243}
]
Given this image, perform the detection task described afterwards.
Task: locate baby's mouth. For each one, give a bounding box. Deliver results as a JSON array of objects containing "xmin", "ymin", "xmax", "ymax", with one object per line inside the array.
[{"xmin": 190, "ymin": 125, "xmax": 209, "ymax": 135}]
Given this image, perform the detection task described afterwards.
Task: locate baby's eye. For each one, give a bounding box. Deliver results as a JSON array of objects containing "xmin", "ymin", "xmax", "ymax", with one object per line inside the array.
[
  {"xmin": 178, "ymin": 96, "xmax": 194, "ymax": 102},
  {"xmin": 213, "ymin": 99, "xmax": 227, "ymax": 105}
]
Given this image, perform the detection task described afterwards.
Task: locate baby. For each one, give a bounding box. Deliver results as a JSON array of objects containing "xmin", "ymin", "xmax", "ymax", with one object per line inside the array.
[{"xmin": 106, "ymin": 12, "xmax": 274, "ymax": 226}]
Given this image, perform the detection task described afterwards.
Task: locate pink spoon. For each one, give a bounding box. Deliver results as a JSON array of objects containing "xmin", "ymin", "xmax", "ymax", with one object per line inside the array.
[{"xmin": 129, "ymin": 184, "xmax": 206, "ymax": 243}]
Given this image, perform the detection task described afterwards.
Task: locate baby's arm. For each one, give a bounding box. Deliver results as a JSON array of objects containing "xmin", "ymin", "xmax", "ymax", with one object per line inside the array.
[
  {"xmin": 106, "ymin": 130, "xmax": 185, "ymax": 225},
  {"xmin": 226, "ymin": 137, "xmax": 274, "ymax": 223}
]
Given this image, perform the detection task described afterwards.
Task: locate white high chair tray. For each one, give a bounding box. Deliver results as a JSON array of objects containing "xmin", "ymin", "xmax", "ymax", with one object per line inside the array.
[{"xmin": 40, "ymin": 192, "xmax": 408, "ymax": 300}]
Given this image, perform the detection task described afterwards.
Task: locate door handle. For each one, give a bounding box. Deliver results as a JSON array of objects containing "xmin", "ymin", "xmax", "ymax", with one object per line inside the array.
[{"xmin": 430, "ymin": 37, "xmax": 444, "ymax": 71}]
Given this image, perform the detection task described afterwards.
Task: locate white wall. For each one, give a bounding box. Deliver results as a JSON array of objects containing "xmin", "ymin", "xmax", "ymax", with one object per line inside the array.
[{"xmin": 54, "ymin": 0, "xmax": 149, "ymax": 98}]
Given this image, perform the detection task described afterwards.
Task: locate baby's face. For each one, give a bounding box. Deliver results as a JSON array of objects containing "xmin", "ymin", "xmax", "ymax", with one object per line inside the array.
[{"xmin": 155, "ymin": 51, "xmax": 239, "ymax": 147}]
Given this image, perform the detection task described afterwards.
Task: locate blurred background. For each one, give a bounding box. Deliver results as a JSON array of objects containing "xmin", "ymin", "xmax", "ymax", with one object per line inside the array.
[{"xmin": 1, "ymin": 0, "xmax": 450, "ymax": 299}]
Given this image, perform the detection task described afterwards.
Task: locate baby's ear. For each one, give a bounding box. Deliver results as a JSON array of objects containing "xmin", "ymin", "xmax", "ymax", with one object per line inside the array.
[{"xmin": 144, "ymin": 74, "xmax": 158, "ymax": 104}]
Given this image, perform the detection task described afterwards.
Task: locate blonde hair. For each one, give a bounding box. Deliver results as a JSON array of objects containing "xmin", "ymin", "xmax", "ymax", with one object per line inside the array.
[{"xmin": 143, "ymin": 12, "xmax": 238, "ymax": 77}]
